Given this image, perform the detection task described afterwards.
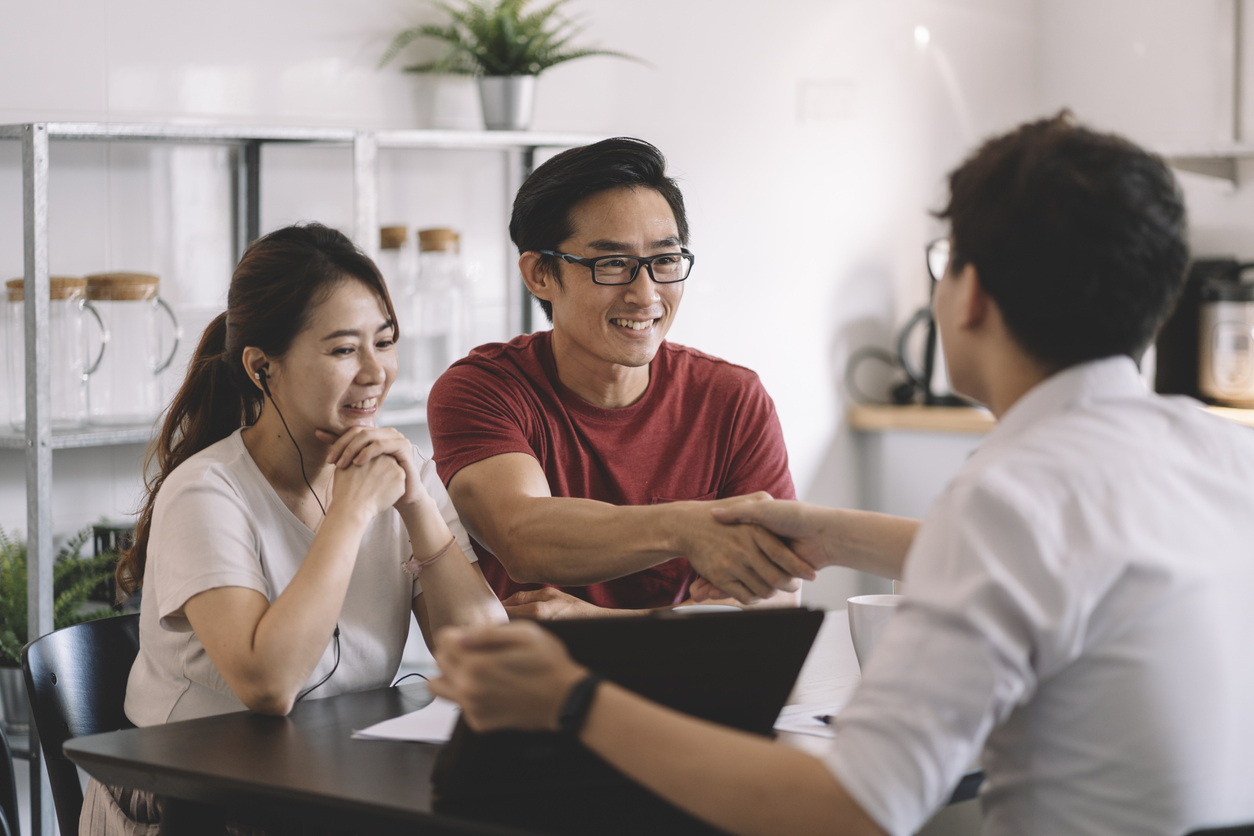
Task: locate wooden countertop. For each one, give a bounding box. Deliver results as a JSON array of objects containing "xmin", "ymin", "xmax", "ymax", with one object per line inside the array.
[{"xmin": 849, "ymin": 403, "xmax": 1254, "ymax": 435}]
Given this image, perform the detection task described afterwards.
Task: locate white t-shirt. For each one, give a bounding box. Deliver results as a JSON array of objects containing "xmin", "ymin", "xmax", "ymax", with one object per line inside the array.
[
  {"xmin": 124, "ymin": 428, "xmax": 475, "ymax": 727},
  {"xmin": 825, "ymin": 357, "xmax": 1254, "ymax": 836}
]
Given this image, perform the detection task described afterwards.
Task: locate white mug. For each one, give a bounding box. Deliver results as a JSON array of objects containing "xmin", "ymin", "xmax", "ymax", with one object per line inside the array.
[{"xmin": 847, "ymin": 594, "xmax": 903, "ymax": 671}]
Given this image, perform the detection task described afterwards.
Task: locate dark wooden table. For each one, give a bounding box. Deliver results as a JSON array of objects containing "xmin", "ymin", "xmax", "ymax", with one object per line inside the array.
[
  {"xmin": 68, "ymin": 679, "xmax": 739, "ymax": 835},
  {"xmin": 65, "ymin": 612, "xmax": 980, "ymax": 835}
]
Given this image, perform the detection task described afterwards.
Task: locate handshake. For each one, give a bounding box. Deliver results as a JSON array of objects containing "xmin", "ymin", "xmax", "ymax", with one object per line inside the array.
[
  {"xmin": 681, "ymin": 494, "xmax": 840, "ymax": 606},
  {"xmin": 497, "ymin": 493, "xmax": 911, "ymax": 621}
]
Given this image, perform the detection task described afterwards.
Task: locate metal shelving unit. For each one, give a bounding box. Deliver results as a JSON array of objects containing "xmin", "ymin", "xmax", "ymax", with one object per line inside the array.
[
  {"xmin": 0, "ymin": 424, "xmax": 154, "ymax": 450},
  {"xmin": 0, "ymin": 407, "xmax": 434, "ymax": 450},
  {"xmin": 1, "ymin": 120, "xmax": 597, "ymax": 836}
]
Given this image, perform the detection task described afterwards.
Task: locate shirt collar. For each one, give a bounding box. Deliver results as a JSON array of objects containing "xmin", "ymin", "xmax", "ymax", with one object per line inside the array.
[{"xmin": 985, "ymin": 355, "xmax": 1149, "ymax": 447}]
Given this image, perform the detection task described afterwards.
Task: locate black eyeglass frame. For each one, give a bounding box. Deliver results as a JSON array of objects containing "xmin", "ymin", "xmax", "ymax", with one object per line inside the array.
[
  {"xmin": 926, "ymin": 238, "xmax": 952, "ymax": 283},
  {"xmin": 538, "ymin": 248, "xmax": 696, "ymax": 286}
]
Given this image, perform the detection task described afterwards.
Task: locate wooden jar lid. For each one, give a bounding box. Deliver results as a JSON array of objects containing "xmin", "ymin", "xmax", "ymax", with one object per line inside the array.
[
  {"xmin": 85, "ymin": 272, "xmax": 160, "ymax": 301},
  {"xmin": 6, "ymin": 276, "xmax": 88, "ymax": 301},
  {"xmin": 418, "ymin": 228, "xmax": 459, "ymax": 253},
  {"xmin": 380, "ymin": 226, "xmax": 409, "ymax": 250}
]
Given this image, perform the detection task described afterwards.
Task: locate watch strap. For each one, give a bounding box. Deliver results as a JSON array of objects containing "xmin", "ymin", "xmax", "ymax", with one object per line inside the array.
[{"xmin": 557, "ymin": 672, "xmax": 603, "ymax": 737}]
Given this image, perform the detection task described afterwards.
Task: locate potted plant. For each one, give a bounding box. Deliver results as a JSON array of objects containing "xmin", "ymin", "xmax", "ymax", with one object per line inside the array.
[
  {"xmin": 379, "ymin": 0, "xmax": 642, "ymax": 130},
  {"xmin": 0, "ymin": 525, "xmax": 122, "ymax": 736}
]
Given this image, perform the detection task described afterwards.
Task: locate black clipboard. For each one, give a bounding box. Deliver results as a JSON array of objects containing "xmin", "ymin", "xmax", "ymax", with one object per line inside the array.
[{"xmin": 431, "ymin": 606, "xmax": 825, "ymax": 801}]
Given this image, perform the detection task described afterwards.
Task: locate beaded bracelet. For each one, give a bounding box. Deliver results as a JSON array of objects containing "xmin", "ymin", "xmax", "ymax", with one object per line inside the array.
[{"xmin": 402, "ymin": 535, "xmax": 457, "ymax": 576}]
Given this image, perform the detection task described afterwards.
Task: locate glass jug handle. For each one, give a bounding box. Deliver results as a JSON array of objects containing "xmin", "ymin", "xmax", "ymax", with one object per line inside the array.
[
  {"xmin": 154, "ymin": 297, "xmax": 182, "ymax": 374},
  {"xmin": 83, "ymin": 300, "xmax": 108, "ymax": 376}
]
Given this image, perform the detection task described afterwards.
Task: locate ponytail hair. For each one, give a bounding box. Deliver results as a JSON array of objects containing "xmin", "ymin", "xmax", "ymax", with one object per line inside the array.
[{"xmin": 116, "ymin": 223, "xmax": 396, "ymax": 599}]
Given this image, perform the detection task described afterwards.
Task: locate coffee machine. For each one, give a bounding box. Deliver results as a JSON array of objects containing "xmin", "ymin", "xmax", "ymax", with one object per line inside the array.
[
  {"xmin": 1156, "ymin": 258, "xmax": 1254, "ymax": 406},
  {"xmin": 1198, "ymin": 269, "xmax": 1254, "ymax": 406}
]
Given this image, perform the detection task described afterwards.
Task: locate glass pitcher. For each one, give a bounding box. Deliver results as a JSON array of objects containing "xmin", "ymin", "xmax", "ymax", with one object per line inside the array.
[
  {"xmin": 84, "ymin": 272, "xmax": 181, "ymax": 426},
  {"xmin": 6, "ymin": 277, "xmax": 107, "ymax": 430},
  {"xmin": 405, "ymin": 228, "xmax": 469, "ymax": 405}
]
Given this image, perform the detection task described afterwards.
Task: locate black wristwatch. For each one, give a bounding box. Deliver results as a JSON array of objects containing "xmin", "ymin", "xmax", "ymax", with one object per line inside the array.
[{"xmin": 557, "ymin": 672, "xmax": 603, "ymax": 737}]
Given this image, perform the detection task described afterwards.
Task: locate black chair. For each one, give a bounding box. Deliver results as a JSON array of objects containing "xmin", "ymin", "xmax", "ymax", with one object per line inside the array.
[
  {"xmin": 0, "ymin": 723, "xmax": 18, "ymax": 836},
  {"xmin": 21, "ymin": 614, "xmax": 140, "ymax": 836},
  {"xmin": 1189, "ymin": 826, "xmax": 1254, "ymax": 835}
]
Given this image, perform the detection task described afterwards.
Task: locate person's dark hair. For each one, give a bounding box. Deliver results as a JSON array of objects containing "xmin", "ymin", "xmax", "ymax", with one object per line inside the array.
[
  {"xmin": 937, "ymin": 111, "xmax": 1188, "ymax": 369},
  {"xmin": 510, "ymin": 137, "xmax": 688, "ymax": 322},
  {"xmin": 116, "ymin": 223, "xmax": 397, "ymax": 599}
]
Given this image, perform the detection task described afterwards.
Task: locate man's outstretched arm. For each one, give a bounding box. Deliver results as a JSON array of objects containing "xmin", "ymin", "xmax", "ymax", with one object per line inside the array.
[
  {"xmin": 711, "ymin": 498, "xmax": 919, "ymax": 581},
  {"xmin": 447, "ymin": 452, "xmax": 815, "ymax": 605}
]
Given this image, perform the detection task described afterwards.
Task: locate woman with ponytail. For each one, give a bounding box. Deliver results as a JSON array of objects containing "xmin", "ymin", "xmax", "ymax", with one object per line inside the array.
[{"xmin": 83, "ymin": 223, "xmax": 505, "ymax": 835}]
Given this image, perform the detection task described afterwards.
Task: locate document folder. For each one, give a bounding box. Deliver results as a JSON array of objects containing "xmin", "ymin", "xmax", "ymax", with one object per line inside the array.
[{"xmin": 432, "ymin": 606, "xmax": 825, "ymax": 801}]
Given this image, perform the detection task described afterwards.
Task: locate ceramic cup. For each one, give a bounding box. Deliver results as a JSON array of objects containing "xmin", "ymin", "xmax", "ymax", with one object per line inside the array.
[{"xmin": 847, "ymin": 594, "xmax": 903, "ymax": 671}]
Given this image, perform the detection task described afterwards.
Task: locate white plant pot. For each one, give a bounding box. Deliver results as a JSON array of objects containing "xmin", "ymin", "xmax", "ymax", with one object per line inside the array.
[{"xmin": 477, "ymin": 76, "xmax": 537, "ymax": 131}]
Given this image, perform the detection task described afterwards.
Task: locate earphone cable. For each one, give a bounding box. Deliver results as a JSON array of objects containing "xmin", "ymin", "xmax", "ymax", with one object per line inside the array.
[
  {"xmin": 296, "ymin": 626, "xmax": 341, "ymax": 703},
  {"xmin": 259, "ymin": 372, "xmax": 327, "ymax": 517},
  {"xmin": 258, "ymin": 370, "xmax": 337, "ymax": 702},
  {"xmin": 391, "ymin": 671, "xmax": 430, "ymax": 687}
]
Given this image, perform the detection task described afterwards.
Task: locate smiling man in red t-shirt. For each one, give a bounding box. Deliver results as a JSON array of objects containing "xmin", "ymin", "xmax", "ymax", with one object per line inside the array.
[{"xmin": 427, "ymin": 138, "xmax": 813, "ymax": 617}]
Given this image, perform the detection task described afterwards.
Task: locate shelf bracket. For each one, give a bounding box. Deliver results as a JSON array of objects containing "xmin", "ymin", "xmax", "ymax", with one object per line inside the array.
[
  {"xmin": 1167, "ymin": 155, "xmax": 1239, "ymax": 186},
  {"xmin": 515, "ymin": 147, "xmax": 536, "ymax": 335},
  {"xmin": 232, "ymin": 141, "xmax": 261, "ymax": 264}
]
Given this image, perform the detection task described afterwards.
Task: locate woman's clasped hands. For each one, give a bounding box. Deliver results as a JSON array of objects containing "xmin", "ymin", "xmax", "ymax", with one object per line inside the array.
[{"xmin": 314, "ymin": 426, "xmax": 429, "ymax": 520}]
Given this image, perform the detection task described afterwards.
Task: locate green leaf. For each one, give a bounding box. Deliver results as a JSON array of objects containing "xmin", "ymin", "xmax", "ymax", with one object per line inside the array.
[
  {"xmin": 378, "ymin": 28, "xmax": 428, "ymax": 69},
  {"xmin": 0, "ymin": 525, "xmax": 125, "ymax": 666},
  {"xmin": 378, "ymin": 0, "xmax": 644, "ymax": 77}
]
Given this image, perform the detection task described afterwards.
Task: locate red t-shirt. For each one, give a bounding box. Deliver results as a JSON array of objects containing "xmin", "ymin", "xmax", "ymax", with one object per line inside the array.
[{"xmin": 427, "ymin": 331, "xmax": 796, "ymax": 609}]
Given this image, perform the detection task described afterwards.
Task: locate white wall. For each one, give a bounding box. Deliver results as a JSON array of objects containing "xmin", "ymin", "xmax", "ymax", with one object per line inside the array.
[{"xmin": 0, "ymin": 0, "xmax": 1044, "ymax": 609}]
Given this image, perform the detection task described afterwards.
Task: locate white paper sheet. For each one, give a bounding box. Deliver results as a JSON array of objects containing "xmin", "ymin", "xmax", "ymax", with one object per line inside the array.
[
  {"xmin": 775, "ymin": 669, "xmax": 861, "ymax": 738},
  {"xmin": 352, "ymin": 696, "xmax": 461, "ymax": 743},
  {"xmin": 774, "ymin": 697, "xmax": 854, "ymax": 739}
]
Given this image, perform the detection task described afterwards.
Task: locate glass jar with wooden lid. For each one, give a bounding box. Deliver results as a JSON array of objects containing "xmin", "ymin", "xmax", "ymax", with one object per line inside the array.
[
  {"xmin": 84, "ymin": 272, "xmax": 181, "ymax": 425},
  {"xmin": 404, "ymin": 228, "xmax": 469, "ymax": 404},
  {"xmin": 5, "ymin": 276, "xmax": 107, "ymax": 430}
]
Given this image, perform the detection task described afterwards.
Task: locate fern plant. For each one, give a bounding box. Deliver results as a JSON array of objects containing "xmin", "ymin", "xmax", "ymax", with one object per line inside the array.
[
  {"xmin": 379, "ymin": 0, "xmax": 641, "ymax": 77},
  {"xmin": 0, "ymin": 526, "xmax": 121, "ymax": 667}
]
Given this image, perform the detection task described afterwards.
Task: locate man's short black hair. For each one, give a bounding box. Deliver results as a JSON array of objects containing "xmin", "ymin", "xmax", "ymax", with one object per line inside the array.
[
  {"xmin": 510, "ymin": 137, "xmax": 688, "ymax": 322},
  {"xmin": 938, "ymin": 111, "xmax": 1189, "ymax": 369}
]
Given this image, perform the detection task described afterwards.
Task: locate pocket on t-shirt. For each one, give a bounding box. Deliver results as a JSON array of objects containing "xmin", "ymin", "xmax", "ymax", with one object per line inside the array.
[{"xmin": 649, "ymin": 490, "xmax": 718, "ymax": 504}]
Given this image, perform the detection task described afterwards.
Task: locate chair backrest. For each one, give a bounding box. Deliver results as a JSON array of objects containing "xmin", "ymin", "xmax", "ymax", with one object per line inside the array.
[
  {"xmin": 0, "ymin": 723, "xmax": 17, "ymax": 836},
  {"xmin": 21, "ymin": 614, "xmax": 140, "ymax": 836},
  {"xmin": 1188, "ymin": 826, "xmax": 1254, "ymax": 835}
]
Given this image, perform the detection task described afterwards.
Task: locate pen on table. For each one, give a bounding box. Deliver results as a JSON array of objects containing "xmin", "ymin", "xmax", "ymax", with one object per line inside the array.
[{"xmin": 814, "ymin": 715, "xmax": 834, "ymax": 726}]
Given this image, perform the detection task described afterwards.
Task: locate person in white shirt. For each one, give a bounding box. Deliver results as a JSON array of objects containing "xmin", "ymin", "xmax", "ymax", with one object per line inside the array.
[
  {"xmin": 426, "ymin": 113, "xmax": 1254, "ymax": 836},
  {"xmin": 84, "ymin": 223, "xmax": 506, "ymax": 835}
]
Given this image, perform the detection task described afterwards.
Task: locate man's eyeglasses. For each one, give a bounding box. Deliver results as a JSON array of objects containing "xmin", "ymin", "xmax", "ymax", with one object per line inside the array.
[
  {"xmin": 926, "ymin": 238, "xmax": 951, "ymax": 282},
  {"xmin": 539, "ymin": 249, "xmax": 696, "ymax": 286}
]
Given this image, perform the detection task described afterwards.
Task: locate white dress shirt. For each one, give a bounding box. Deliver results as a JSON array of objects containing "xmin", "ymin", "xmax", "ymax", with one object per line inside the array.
[{"xmin": 824, "ymin": 357, "xmax": 1254, "ymax": 836}]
